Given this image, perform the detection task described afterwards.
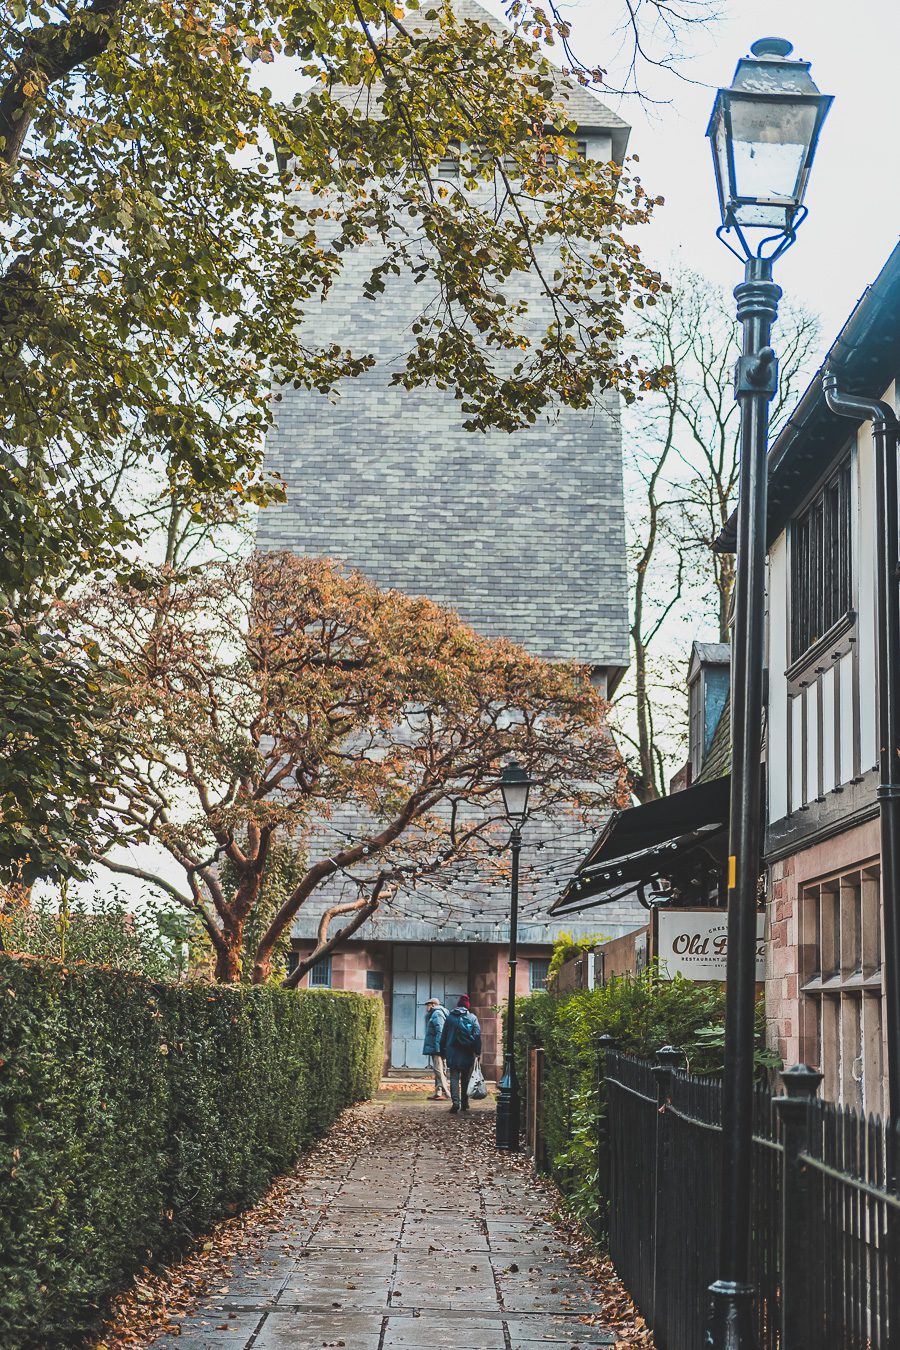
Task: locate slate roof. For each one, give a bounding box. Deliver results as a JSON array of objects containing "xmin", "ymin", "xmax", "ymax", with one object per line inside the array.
[
  {"xmin": 328, "ymin": 0, "xmax": 630, "ymax": 160},
  {"xmin": 696, "ymin": 698, "xmax": 731, "ymax": 783},
  {"xmin": 690, "ymin": 641, "xmax": 730, "ymax": 671},
  {"xmin": 261, "ymin": 0, "xmax": 640, "ymax": 944},
  {"xmin": 446, "ymin": 0, "xmax": 630, "ymax": 141},
  {"xmin": 259, "ymin": 0, "xmax": 633, "ymax": 670}
]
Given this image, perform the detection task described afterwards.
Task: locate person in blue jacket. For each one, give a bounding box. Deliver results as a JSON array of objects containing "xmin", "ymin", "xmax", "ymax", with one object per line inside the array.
[
  {"xmin": 422, "ymin": 996, "xmax": 449, "ymax": 1100},
  {"xmin": 439, "ymin": 994, "xmax": 482, "ymax": 1113}
]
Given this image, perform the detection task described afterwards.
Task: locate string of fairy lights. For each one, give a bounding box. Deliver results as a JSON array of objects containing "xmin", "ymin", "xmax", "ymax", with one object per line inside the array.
[{"xmin": 299, "ymin": 818, "xmax": 620, "ymax": 936}]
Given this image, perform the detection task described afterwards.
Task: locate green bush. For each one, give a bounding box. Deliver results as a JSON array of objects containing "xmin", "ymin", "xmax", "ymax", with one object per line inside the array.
[
  {"xmin": 515, "ymin": 968, "xmax": 775, "ymax": 1235},
  {"xmin": 0, "ymin": 955, "xmax": 383, "ymax": 1348},
  {"xmin": 546, "ymin": 930, "xmax": 609, "ymax": 984},
  {"xmin": 4, "ymin": 889, "xmax": 198, "ymax": 981}
]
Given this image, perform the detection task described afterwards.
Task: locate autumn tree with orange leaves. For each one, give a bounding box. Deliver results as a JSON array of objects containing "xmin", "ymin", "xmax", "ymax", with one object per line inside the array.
[{"xmin": 76, "ymin": 552, "xmax": 624, "ymax": 984}]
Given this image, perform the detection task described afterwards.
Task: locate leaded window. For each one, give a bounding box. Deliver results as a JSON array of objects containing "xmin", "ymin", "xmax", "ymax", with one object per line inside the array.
[
  {"xmin": 308, "ymin": 955, "xmax": 332, "ymax": 988},
  {"xmin": 790, "ymin": 459, "xmax": 852, "ymax": 663},
  {"xmin": 529, "ymin": 958, "xmax": 550, "ymax": 991}
]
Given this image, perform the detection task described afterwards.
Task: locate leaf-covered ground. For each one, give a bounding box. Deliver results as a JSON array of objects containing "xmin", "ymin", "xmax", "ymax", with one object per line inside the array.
[{"xmin": 95, "ymin": 1095, "xmax": 654, "ymax": 1349}]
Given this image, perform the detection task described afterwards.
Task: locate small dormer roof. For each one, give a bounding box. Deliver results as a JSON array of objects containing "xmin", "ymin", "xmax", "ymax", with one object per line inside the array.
[{"xmin": 688, "ymin": 640, "xmax": 730, "ymax": 684}]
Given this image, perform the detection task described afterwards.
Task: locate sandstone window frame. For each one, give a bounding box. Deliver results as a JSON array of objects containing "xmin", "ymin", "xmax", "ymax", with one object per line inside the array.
[{"xmin": 799, "ymin": 861, "xmax": 883, "ymax": 1115}]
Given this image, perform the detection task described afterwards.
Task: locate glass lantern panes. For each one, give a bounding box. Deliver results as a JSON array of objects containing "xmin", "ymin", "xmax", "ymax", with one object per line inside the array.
[
  {"xmin": 723, "ymin": 96, "xmax": 821, "ymax": 228},
  {"xmin": 707, "ymin": 39, "xmax": 832, "ymax": 238},
  {"xmin": 500, "ymin": 765, "xmax": 532, "ymax": 823}
]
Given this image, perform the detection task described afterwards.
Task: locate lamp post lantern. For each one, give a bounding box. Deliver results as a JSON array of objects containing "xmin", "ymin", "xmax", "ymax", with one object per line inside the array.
[
  {"xmin": 705, "ymin": 39, "xmax": 831, "ymax": 1350},
  {"xmin": 495, "ymin": 761, "xmax": 535, "ymax": 1152}
]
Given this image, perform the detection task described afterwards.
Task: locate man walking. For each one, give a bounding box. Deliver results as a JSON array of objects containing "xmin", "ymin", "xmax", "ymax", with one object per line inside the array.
[
  {"xmin": 439, "ymin": 994, "xmax": 482, "ymax": 1114},
  {"xmin": 422, "ymin": 996, "xmax": 449, "ymax": 1101}
]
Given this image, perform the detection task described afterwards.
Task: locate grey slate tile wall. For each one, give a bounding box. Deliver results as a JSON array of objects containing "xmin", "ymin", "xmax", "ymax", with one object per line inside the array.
[
  {"xmin": 289, "ymin": 802, "xmax": 653, "ymax": 946},
  {"xmin": 258, "ymin": 262, "xmax": 630, "ymax": 668},
  {"xmin": 257, "ymin": 13, "xmax": 642, "ymax": 943}
]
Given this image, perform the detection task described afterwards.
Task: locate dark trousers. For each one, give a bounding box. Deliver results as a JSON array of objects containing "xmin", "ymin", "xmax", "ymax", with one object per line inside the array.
[{"xmin": 449, "ymin": 1062, "xmax": 474, "ymax": 1108}]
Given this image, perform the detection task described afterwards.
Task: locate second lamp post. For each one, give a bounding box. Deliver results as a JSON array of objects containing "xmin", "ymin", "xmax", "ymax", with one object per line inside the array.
[{"xmin": 495, "ymin": 761, "xmax": 534, "ymax": 1152}]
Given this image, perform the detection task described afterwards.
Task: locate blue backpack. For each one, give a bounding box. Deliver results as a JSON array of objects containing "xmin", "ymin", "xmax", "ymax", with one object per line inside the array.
[{"xmin": 451, "ymin": 1011, "xmax": 479, "ymax": 1051}]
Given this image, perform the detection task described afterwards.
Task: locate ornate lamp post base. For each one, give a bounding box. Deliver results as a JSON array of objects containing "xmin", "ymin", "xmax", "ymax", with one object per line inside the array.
[{"xmin": 705, "ymin": 1280, "xmax": 755, "ymax": 1349}]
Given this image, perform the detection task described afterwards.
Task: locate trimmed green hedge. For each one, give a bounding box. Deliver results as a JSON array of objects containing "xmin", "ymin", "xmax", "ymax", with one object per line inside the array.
[{"xmin": 0, "ymin": 955, "xmax": 383, "ymax": 1347}]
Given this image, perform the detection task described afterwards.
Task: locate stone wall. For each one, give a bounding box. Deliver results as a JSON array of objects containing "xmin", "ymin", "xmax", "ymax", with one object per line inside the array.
[
  {"xmin": 766, "ymin": 816, "xmax": 880, "ymax": 1072},
  {"xmin": 292, "ymin": 939, "xmax": 554, "ymax": 1081}
]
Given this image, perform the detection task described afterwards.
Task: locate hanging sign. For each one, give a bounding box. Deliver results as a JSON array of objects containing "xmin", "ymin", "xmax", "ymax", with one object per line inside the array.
[{"xmin": 656, "ymin": 908, "xmax": 765, "ymax": 982}]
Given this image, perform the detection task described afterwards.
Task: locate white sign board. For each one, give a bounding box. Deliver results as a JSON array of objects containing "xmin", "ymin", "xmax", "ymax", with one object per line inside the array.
[{"xmin": 656, "ymin": 908, "xmax": 766, "ymax": 982}]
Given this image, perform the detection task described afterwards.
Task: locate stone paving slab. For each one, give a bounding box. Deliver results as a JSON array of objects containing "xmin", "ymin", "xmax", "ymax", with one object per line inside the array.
[{"xmin": 147, "ymin": 1100, "xmax": 614, "ymax": 1349}]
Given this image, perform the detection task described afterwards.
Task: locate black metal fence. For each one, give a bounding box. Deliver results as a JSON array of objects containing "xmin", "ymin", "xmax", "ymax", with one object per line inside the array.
[{"xmin": 602, "ymin": 1048, "xmax": 899, "ymax": 1350}]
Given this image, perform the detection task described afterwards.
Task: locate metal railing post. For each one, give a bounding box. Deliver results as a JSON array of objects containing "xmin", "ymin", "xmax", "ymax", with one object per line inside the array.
[
  {"xmin": 525, "ymin": 1043, "xmax": 534, "ymax": 1154},
  {"xmin": 652, "ymin": 1045, "xmax": 684, "ymax": 1346},
  {"xmin": 772, "ymin": 1063, "xmax": 823, "ymax": 1350},
  {"xmin": 533, "ymin": 1045, "xmax": 546, "ymax": 1172},
  {"xmin": 596, "ymin": 1034, "xmax": 618, "ymax": 1233}
]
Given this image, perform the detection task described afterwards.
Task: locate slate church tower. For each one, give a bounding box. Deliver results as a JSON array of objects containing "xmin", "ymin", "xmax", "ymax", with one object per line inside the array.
[{"xmin": 257, "ymin": 0, "xmax": 644, "ymax": 1076}]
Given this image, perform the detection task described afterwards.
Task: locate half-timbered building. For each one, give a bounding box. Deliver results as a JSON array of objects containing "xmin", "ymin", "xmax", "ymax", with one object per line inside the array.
[{"xmin": 754, "ymin": 240, "xmax": 900, "ymax": 1114}]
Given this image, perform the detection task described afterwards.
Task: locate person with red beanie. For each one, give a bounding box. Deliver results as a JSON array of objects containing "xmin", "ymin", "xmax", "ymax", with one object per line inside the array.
[{"xmin": 439, "ymin": 994, "xmax": 482, "ymax": 1112}]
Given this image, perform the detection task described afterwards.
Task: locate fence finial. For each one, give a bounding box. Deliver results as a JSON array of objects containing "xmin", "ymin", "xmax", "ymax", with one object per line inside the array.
[{"xmin": 779, "ymin": 1063, "xmax": 823, "ymax": 1098}]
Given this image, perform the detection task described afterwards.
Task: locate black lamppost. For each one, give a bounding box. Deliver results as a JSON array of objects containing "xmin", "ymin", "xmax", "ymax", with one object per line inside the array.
[
  {"xmin": 705, "ymin": 39, "xmax": 831, "ymax": 1350},
  {"xmin": 495, "ymin": 761, "xmax": 534, "ymax": 1152}
]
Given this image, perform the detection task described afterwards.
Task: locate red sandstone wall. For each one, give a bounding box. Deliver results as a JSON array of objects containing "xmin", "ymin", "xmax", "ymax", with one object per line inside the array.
[
  {"xmin": 766, "ymin": 817, "xmax": 880, "ymax": 1069},
  {"xmin": 292, "ymin": 939, "xmax": 553, "ymax": 1082},
  {"xmin": 293, "ymin": 943, "xmax": 393, "ymax": 1069}
]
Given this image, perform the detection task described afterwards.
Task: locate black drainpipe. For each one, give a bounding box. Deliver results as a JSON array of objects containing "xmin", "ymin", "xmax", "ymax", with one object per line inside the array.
[{"xmin": 822, "ymin": 371, "xmax": 900, "ymax": 1134}]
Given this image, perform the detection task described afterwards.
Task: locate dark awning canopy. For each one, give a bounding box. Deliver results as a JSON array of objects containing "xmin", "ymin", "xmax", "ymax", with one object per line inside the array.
[{"xmin": 550, "ymin": 776, "xmax": 731, "ymax": 916}]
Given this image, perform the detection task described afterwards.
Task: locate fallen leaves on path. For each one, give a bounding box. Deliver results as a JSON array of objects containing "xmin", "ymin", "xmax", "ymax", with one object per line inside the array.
[
  {"xmin": 502, "ymin": 1151, "xmax": 656, "ymax": 1350},
  {"xmin": 93, "ymin": 1107, "xmax": 383, "ymax": 1349},
  {"xmin": 450, "ymin": 1112, "xmax": 655, "ymax": 1344},
  {"xmin": 96, "ymin": 1095, "xmax": 653, "ymax": 1350}
]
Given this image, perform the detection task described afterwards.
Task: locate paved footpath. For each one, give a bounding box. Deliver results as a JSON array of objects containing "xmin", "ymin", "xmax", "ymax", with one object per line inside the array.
[{"xmin": 149, "ymin": 1096, "xmax": 614, "ymax": 1350}]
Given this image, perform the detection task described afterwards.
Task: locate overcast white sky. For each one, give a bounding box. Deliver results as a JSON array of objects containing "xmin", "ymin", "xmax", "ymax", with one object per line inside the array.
[
  {"xmin": 255, "ymin": 0, "xmax": 900, "ymax": 344},
  {"xmin": 547, "ymin": 0, "xmax": 900, "ymax": 343}
]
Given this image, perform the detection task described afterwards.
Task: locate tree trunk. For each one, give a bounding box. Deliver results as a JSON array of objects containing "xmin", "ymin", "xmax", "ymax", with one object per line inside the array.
[
  {"xmin": 279, "ymin": 897, "xmax": 381, "ymax": 989},
  {"xmin": 633, "ymin": 630, "xmax": 660, "ymax": 803},
  {"xmin": 717, "ymin": 554, "xmax": 735, "ymax": 644},
  {"xmin": 214, "ymin": 938, "xmax": 242, "ymax": 983},
  {"xmin": 0, "ymin": 2, "xmax": 126, "ymax": 171}
]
